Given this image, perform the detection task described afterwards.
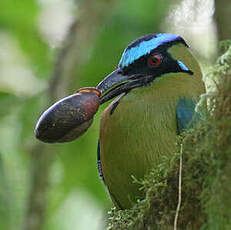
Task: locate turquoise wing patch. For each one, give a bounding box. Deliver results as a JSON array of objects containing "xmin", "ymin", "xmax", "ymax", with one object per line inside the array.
[{"xmin": 176, "ymin": 98, "xmax": 201, "ymax": 133}]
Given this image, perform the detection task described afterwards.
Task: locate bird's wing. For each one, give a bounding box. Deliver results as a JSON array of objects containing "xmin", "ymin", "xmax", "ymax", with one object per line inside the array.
[
  {"xmin": 176, "ymin": 98, "xmax": 201, "ymax": 134},
  {"xmin": 97, "ymin": 139, "xmax": 123, "ymax": 208},
  {"xmin": 97, "ymin": 140, "xmax": 104, "ymax": 181}
]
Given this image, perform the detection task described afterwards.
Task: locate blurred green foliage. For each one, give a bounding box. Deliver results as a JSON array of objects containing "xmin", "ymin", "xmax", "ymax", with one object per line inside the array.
[
  {"xmin": 0, "ymin": 0, "xmax": 52, "ymax": 77},
  {"xmin": 1, "ymin": 0, "xmax": 220, "ymax": 229}
]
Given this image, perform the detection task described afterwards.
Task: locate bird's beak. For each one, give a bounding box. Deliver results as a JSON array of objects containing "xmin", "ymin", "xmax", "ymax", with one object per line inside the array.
[
  {"xmin": 97, "ymin": 69, "xmax": 128, "ymax": 93},
  {"xmin": 96, "ymin": 68, "xmax": 153, "ymax": 104}
]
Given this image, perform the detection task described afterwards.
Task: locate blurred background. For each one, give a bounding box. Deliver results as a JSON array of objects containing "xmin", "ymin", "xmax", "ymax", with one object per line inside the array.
[{"xmin": 0, "ymin": 0, "xmax": 229, "ymax": 229}]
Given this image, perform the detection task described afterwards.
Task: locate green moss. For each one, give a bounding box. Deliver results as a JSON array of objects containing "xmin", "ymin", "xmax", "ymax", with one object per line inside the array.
[{"xmin": 107, "ymin": 42, "xmax": 231, "ymax": 230}]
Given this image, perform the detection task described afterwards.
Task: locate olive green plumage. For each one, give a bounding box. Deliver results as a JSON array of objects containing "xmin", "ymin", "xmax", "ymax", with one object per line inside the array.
[{"xmin": 98, "ymin": 36, "xmax": 205, "ymax": 209}]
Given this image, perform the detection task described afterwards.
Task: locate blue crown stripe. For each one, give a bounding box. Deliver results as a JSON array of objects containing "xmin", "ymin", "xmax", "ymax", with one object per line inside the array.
[{"xmin": 119, "ymin": 33, "xmax": 181, "ymax": 68}]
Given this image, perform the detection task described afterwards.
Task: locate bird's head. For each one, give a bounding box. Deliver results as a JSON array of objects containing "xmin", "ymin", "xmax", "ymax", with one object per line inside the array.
[{"xmin": 97, "ymin": 33, "xmax": 202, "ymax": 103}]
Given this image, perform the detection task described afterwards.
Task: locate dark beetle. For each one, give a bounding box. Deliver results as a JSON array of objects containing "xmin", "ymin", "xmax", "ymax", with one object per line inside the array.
[{"xmin": 35, "ymin": 88, "xmax": 101, "ymax": 143}]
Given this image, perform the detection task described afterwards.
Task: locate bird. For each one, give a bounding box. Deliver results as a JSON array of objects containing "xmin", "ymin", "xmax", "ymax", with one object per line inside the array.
[{"xmin": 95, "ymin": 33, "xmax": 205, "ymax": 209}]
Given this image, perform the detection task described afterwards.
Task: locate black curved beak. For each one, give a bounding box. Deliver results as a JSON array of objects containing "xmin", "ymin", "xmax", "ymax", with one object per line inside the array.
[
  {"xmin": 96, "ymin": 68, "xmax": 153, "ymax": 104},
  {"xmin": 97, "ymin": 69, "xmax": 128, "ymax": 93}
]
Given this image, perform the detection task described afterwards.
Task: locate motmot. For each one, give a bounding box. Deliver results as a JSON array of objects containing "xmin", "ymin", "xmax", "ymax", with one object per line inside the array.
[
  {"xmin": 96, "ymin": 33, "xmax": 205, "ymax": 209},
  {"xmin": 35, "ymin": 33, "xmax": 205, "ymax": 210}
]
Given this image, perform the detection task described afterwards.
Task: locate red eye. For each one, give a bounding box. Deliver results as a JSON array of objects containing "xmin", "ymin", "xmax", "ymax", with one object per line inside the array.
[{"xmin": 148, "ymin": 54, "xmax": 162, "ymax": 67}]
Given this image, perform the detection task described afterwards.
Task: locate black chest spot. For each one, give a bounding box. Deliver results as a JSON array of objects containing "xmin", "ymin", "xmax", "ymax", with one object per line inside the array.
[
  {"xmin": 110, "ymin": 101, "xmax": 119, "ymax": 115},
  {"xmin": 109, "ymin": 93, "xmax": 126, "ymax": 115}
]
